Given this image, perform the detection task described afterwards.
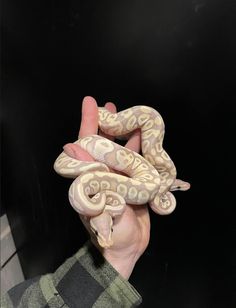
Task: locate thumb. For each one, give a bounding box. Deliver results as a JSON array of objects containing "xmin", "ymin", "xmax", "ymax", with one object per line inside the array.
[{"xmin": 63, "ymin": 143, "xmax": 94, "ymax": 162}]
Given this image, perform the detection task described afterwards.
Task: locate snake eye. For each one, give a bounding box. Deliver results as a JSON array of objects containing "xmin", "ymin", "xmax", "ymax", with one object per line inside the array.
[
  {"xmin": 111, "ymin": 228, "xmax": 113, "ymax": 232},
  {"xmin": 95, "ymin": 230, "xmax": 98, "ymax": 236}
]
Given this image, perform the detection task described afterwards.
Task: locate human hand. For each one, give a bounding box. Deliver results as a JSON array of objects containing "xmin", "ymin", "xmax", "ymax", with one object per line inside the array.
[{"xmin": 63, "ymin": 96, "xmax": 150, "ymax": 279}]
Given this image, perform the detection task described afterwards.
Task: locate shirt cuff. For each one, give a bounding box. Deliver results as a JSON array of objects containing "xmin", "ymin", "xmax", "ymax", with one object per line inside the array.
[{"xmin": 51, "ymin": 240, "xmax": 142, "ymax": 307}]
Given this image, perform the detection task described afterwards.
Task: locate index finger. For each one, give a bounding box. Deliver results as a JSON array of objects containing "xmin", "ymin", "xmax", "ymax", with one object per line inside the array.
[
  {"xmin": 63, "ymin": 96, "xmax": 98, "ymax": 161},
  {"xmin": 125, "ymin": 129, "xmax": 141, "ymax": 153},
  {"xmin": 79, "ymin": 96, "xmax": 98, "ymax": 138}
]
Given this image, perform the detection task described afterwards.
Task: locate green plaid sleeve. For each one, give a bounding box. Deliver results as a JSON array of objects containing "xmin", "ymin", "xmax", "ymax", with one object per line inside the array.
[{"xmin": 1, "ymin": 241, "xmax": 142, "ymax": 307}]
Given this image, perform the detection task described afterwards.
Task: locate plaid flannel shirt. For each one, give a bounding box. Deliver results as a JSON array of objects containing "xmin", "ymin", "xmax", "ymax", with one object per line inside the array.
[{"xmin": 1, "ymin": 241, "xmax": 142, "ymax": 307}]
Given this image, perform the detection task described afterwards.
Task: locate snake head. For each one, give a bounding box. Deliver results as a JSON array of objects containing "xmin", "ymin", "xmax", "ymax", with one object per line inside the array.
[
  {"xmin": 170, "ymin": 179, "xmax": 191, "ymax": 191},
  {"xmin": 90, "ymin": 212, "xmax": 114, "ymax": 248}
]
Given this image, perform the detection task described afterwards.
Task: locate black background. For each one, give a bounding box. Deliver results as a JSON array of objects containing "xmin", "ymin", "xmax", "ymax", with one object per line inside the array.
[{"xmin": 2, "ymin": 1, "xmax": 236, "ymax": 307}]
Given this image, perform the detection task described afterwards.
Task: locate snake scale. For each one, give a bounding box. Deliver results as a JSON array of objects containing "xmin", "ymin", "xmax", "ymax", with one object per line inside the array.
[{"xmin": 54, "ymin": 105, "xmax": 190, "ymax": 248}]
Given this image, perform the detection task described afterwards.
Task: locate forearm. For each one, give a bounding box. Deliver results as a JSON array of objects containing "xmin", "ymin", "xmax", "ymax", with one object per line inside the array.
[{"xmin": 1, "ymin": 241, "xmax": 142, "ymax": 307}]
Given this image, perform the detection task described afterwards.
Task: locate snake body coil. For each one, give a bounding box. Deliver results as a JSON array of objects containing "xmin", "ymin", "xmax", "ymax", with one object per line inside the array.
[{"xmin": 54, "ymin": 106, "xmax": 190, "ymax": 247}]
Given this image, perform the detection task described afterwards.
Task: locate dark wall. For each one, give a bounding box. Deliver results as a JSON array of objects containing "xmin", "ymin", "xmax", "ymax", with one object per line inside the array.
[{"xmin": 2, "ymin": 1, "xmax": 235, "ymax": 307}]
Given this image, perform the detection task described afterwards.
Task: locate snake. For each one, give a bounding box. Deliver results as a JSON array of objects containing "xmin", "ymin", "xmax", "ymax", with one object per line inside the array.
[{"xmin": 54, "ymin": 105, "xmax": 190, "ymax": 248}]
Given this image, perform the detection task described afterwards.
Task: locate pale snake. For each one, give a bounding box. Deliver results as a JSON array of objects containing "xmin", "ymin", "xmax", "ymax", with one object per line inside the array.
[{"xmin": 54, "ymin": 106, "xmax": 190, "ymax": 248}]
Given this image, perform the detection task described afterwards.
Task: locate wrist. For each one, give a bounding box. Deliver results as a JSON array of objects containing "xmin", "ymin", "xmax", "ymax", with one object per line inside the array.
[
  {"xmin": 84, "ymin": 225, "xmax": 139, "ymax": 279},
  {"xmin": 102, "ymin": 250, "xmax": 138, "ymax": 279},
  {"xmin": 91, "ymin": 239, "xmax": 141, "ymax": 280}
]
